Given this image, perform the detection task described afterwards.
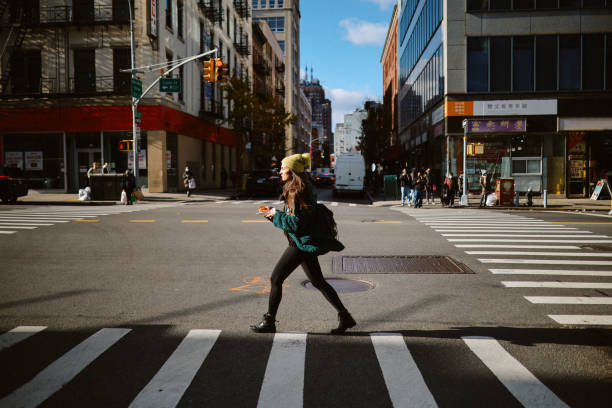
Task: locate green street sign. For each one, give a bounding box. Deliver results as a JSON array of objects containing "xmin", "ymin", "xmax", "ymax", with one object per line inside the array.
[
  {"xmin": 131, "ymin": 78, "xmax": 142, "ymax": 98},
  {"xmin": 160, "ymin": 77, "xmax": 182, "ymax": 93}
]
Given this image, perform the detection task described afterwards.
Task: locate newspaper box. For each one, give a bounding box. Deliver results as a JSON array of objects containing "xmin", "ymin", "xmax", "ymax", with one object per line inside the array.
[{"xmin": 496, "ymin": 178, "xmax": 514, "ymax": 206}]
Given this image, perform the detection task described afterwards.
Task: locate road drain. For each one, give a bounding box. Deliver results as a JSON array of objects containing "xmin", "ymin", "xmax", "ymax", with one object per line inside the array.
[
  {"xmin": 333, "ymin": 255, "xmax": 474, "ymax": 274},
  {"xmin": 302, "ymin": 278, "xmax": 375, "ymax": 293}
]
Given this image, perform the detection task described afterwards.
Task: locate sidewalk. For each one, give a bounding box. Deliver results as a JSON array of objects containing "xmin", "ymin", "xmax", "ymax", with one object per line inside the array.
[
  {"xmin": 14, "ymin": 188, "xmax": 237, "ymax": 206},
  {"xmin": 369, "ymin": 192, "xmax": 612, "ymax": 213}
]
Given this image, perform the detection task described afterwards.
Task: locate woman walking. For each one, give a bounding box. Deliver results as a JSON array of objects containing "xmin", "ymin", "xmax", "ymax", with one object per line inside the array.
[{"xmin": 251, "ymin": 153, "xmax": 356, "ymax": 334}]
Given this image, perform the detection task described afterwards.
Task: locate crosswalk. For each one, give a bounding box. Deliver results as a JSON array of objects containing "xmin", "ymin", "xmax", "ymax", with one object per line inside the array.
[
  {"xmin": 0, "ymin": 325, "xmax": 573, "ymax": 408},
  {"xmin": 210, "ymin": 199, "xmax": 369, "ymax": 208},
  {"xmin": 0, "ymin": 204, "xmax": 177, "ymax": 236},
  {"xmin": 397, "ymin": 208, "xmax": 612, "ymax": 326}
]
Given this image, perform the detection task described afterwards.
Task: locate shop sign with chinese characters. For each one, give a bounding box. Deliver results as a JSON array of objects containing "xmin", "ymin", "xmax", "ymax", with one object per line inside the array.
[
  {"xmin": 446, "ymin": 99, "xmax": 557, "ymax": 117},
  {"xmin": 467, "ymin": 119, "xmax": 526, "ymax": 133}
]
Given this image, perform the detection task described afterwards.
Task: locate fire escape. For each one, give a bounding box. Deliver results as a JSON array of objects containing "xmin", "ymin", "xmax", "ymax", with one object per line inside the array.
[
  {"xmin": 0, "ymin": 1, "xmax": 30, "ymax": 94},
  {"xmin": 198, "ymin": 0, "xmax": 225, "ymax": 25}
]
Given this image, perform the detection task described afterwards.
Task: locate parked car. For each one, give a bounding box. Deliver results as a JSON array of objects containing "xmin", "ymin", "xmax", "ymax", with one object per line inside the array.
[
  {"xmin": 333, "ymin": 153, "xmax": 366, "ymax": 197},
  {"xmin": 246, "ymin": 169, "xmax": 282, "ymax": 197},
  {"xmin": 314, "ymin": 169, "xmax": 335, "ymax": 186},
  {"xmin": 0, "ymin": 165, "xmax": 28, "ymax": 203}
]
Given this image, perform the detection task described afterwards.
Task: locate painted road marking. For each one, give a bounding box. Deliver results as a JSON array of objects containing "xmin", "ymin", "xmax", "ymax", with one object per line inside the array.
[
  {"xmin": 0, "ymin": 328, "xmax": 131, "ymax": 408},
  {"xmin": 129, "ymin": 329, "xmax": 221, "ymax": 408},
  {"xmin": 462, "ymin": 336, "xmax": 569, "ymax": 408},
  {"xmin": 0, "ymin": 222, "xmax": 53, "ymax": 226},
  {"xmin": 74, "ymin": 219, "xmax": 99, "ymax": 222},
  {"xmin": 443, "ymin": 234, "xmax": 606, "ymax": 238},
  {"xmin": 257, "ymin": 333, "xmax": 307, "ymax": 408},
  {"xmin": 242, "ymin": 219, "xmax": 268, "ymax": 223},
  {"xmin": 525, "ymin": 296, "xmax": 612, "ymax": 304},
  {"xmin": 374, "ymin": 220, "xmax": 402, "ymax": 223},
  {"xmin": 331, "ymin": 202, "xmax": 339, "ymax": 206},
  {"xmin": 467, "ymin": 251, "xmax": 612, "ymax": 257},
  {"xmin": 349, "ymin": 203, "xmax": 357, "ymax": 207},
  {"xmin": 129, "ymin": 220, "xmax": 156, "ymax": 223},
  {"xmin": 489, "ymin": 269, "xmax": 612, "ymax": 276},
  {"xmin": 548, "ymin": 315, "xmax": 612, "ymax": 325},
  {"xmin": 371, "ymin": 333, "xmax": 437, "ymax": 408},
  {"xmin": 0, "ymin": 226, "xmax": 37, "ymax": 229},
  {"xmin": 550, "ymin": 222, "xmax": 612, "ymax": 224},
  {"xmin": 449, "ymin": 239, "xmax": 612, "ymax": 243},
  {"xmin": 181, "ymin": 220, "xmax": 209, "ymax": 223},
  {"xmin": 502, "ymin": 281, "xmax": 612, "ymax": 289},
  {"xmin": 0, "ymin": 218, "xmax": 69, "ymax": 223},
  {"xmin": 0, "ymin": 231, "xmax": 17, "ymax": 234},
  {"xmin": 0, "ymin": 326, "xmax": 47, "ymax": 352},
  {"xmin": 480, "ymin": 259, "xmax": 612, "ymax": 266},
  {"xmin": 435, "ymin": 229, "xmax": 579, "ymax": 232},
  {"xmin": 456, "ymin": 245, "xmax": 581, "ymax": 249}
]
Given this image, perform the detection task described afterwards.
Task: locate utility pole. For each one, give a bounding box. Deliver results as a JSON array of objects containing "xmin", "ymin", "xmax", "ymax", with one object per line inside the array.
[
  {"xmin": 127, "ymin": 0, "xmax": 139, "ymax": 185},
  {"xmin": 461, "ymin": 119, "xmax": 468, "ymax": 207}
]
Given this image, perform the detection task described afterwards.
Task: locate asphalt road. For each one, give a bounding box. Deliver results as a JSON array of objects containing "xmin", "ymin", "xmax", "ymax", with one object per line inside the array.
[{"xmin": 0, "ymin": 189, "xmax": 611, "ymax": 407}]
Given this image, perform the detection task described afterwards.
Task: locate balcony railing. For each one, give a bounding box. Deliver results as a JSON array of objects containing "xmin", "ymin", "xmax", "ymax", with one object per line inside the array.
[
  {"xmin": 233, "ymin": 0, "xmax": 250, "ymax": 19},
  {"xmin": 253, "ymin": 59, "xmax": 271, "ymax": 76},
  {"xmin": 275, "ymin": 62, "xmax": 285, "ymax": 73},
  {"xmin": 26, "ymin": 5, "xmax": 130, "ymax": 25},
  {"xmin": 198, "ymin": 0, "xmax": 224, "ymax": 24},
  {"xmin": 0, "ymin": 76, "xmax": 130, "ymax": 96},
  {"xmin": 276, "ymin": 85, "xmax": 285, "ymax": 96},
  {"xmin": 200, "ymin": 99, "xmax": 224, "ymax": 120},
  {"xmin": 234, "ymin": 37, "xmax": 251, "ymax": 56}
]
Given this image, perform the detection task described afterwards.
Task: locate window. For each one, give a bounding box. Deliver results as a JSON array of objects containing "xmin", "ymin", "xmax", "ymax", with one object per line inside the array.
[
  {"xmin": 177, "ymin": 0, "xmax": 183, "ymax": 38},
  {"xmin": 252, "ymin": 0, "xmax": 258, "ymax": 8},
  {"xmin": 467, "ymin": 37, "xmax": 488, "ymax": 92},
  {"xmin": 559, "ymin": 0, "xmax": 580, "ymax": 7},
  {"xmin": 166, "ymin": 0, "xmax": 172, "ymax": 29},
  {"xmin": 491, "ymin": 37, "xmax": 511, "ymax": 91},
  {"xmin": 113, "ymin": 48, "xmax": 131, "ymax": 92},
  {"xmin": 270, "ymin": 0, "xmax": 275, "ymax": 7},
  {"xmin": 582, "ymin": 34, "xmax": 604, "ymax": 89},
  {"xmin": 514, "ymin": 0, "xmax": 534, "ymax": 8},
  {"xmin": 559, "ymin": 35, "xmax": 580, "ymax": 90},
  {"xmin": 536, "ymin": 0, "xmax": 557, "ymax": 8},
  {"xmin": 583, "ymin": 0, "xmax": 605, "ymax": 6},
  {"xmin": 513, "ymin": 36, "xmax": 534, "ymax": 91},
  {"xmin": 278, "ymin": 0, "xmax": 284, "ymax": 6},
  {"xmin": 536, "ymin": 36, "xmax": 557, "ymax": 91},
  {"xmin": 10, "ymin": 50, "xmax": 41, "ymax": 93},
  {"xmin": 73, "ymin": 49, "xmax": 95, "ymax": 92},
  {"xmin": 278, "ymin": 40, "xmax": 285, "ymax": 55},
  {"xmin": 490, "ymin": 0, "xmax": 511, "ymax": 9},
  {"xmin": 512, "ymin": 158, "xmax": 541, "ymax": 174},
  {"xmin": 608, "ymin": 34, "xmax": 612, "ymax": 90}
]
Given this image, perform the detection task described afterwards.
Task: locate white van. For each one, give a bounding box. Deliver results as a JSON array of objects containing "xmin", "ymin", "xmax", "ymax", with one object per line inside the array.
[{"xmin": 333, "ymin": 153, "xmax": 365, "ymax": 196}]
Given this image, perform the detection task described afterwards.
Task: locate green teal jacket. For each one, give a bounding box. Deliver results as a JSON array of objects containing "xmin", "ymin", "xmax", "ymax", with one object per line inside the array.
[{"xmin": 272, "ymin": 190, "xmax": 344, "ymax": 255}]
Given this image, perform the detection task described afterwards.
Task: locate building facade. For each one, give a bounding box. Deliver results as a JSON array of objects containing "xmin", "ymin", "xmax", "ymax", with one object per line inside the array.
[
  {"xmin": 301, "ymin": 73, "xmax": 333, "ymax": 158},
  {"xmin": 0, "ymin": 0, "xmax": 253, "ymax": 193},
  {"xmin": 380, "ymin": 3, "xmax": 398, "ymax": 149},
  {"xmin": 334, "ymin": 109, "xmax": 367, "ymax": 156},
  {"xmin": 397, "ymin": 0, "xmax": 612, "ymax": 197},
  {"xmin": 298, "ymin": 87, "xmax": 312, "ymax": 155},
  {"xmin": 252, "ymin": 0, "xmax": 301, "ymax": 154}
]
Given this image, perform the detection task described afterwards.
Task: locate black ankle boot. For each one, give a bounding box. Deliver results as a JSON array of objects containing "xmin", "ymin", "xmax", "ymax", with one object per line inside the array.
[
  {"xmin": 331, "ymin": 310, "xmax": 356, "ymax": 334},
  {"xmin": 250, "ymin": 313, "xmax": 276, "ymax": 333}
]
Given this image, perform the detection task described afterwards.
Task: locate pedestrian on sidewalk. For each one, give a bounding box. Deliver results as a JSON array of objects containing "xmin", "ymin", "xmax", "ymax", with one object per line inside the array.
[
  {"xmin": 398, "ymin": 168, "xmax": 410, "ymax": 206},
  {"xmin": 413, "ymin": 171, "xmax": 425, "ymax": 208},
  {"xmin": 424, "ymin": 168, "xmax": 434, "ymax": 204},
  {"xmin": 183, "ymin": 165, "xmax": 194, "ymax": 197},
  {"xmin": 121, "ymin": 169, "xmax": 136, "ymax": 205},
  {"xmin": 479, "ymin": 169, "xmax": 491, "ymax": 208},
  {"xmin": 443, "ymin": 172, "xmax": 457, "ymax": 207},
  {"xmin": 251, "ymin": 153, "xmax": 356, "ymax": 335}
]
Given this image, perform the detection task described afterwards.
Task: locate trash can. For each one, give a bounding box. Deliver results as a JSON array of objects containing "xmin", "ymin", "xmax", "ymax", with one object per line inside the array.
[
  {"xmin": 383, "ymin": 175, "xmax": 399, "ymax": 200},
  {"xmin": 496, "ymin": 178, "xmax": 515, "ymax": 206},
  {"xmin": 89, "ymin": 174, "xmax": 124, "ymax": 200}
]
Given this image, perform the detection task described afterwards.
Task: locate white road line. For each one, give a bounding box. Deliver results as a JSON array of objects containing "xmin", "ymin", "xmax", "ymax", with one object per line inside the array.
[
  {"xmin": 0, "ymin": 328, "xmax": 130, "ymax": 408},
  {"xmin": 426, "ymin": 223, "xmax": 551, "ymax": 226},
  {"xmin": 331, "ymin": 202, "xmax": 339, "ymax": 206},
  {"xmin": 525, "ymin": 296, "xmax": 612, "ymax": 304},
  {"xmin": 0, "ymin": 222, "xmax": 54, "ymax": 226},
  {"xmin": 443, "ymin": 234, "xmax": 606, "ymax": 238},
  {"xmin": 215, "ymin": 200, "xmax": 225, "ymax": 203},
  {"xmin": 502, "ymin": 281, "xmax": 612, "ymax": 289},
  {"xmin": 129, "ymin": 329, "xmax": 221, "ymax": 408},
  {"xmin": 480, "ymin": 259, "xmax": 612, "ymax": 266},
  {"xmin": 462, "ymin": 336, "xmax": 569, "ymax": 408},
  {"xmin": 257, "ymin": 332, "xmax": 307, "ymax": 408},
  {"xmin": 456, "ymin": 245, "xmax": 581, "ymax": 249},
  {"xmin": 0, "ymin": 218, "xmax": 69, "ymax": 223},
  {"xmin": 490, "ymin": 269, "xmax": 612, "ymax": 276},
  {"xmin": 432, "ymin": 226, "xmax": 578, "ymax": 229},
  {"xmin": 437, "ymin": 229, "xmax": 581, "ymax": 233},
  {"xmin": 0, "ymin": 231, "xmax": 16, "ymax": 234},
  {"xmin": 0, "ymin": 326, "xmax": 47, "ymax": 352},
  {"xmin": 548, "ymin": 315, "xmax": 612, "ymax": 325},
  {"xmin": 5, "ymin": 214, "xmax": 99, "ymax": 217},
  {"xmin": 349, "ymin": 203, "xmax": 357, "ymax": 207},
  {"xmin": 450, "ymin": 239, "xmax": 612, "ymax": 243},
  {"xmin": 0, "ymin": 226, "xmax": 37, "ymax": 230},
  {"xmin": 467, "ymin": 251, "xmax": 612, "ymax": 257},
  {"xmin": 370, "ymin": 333, "xmax": 437, "ymax": 408}
]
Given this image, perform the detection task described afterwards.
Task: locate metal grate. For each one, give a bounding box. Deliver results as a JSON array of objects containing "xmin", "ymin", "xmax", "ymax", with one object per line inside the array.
[{"xmin": 333, "ymin": 256, "xmax": 474, "ymax": 275}]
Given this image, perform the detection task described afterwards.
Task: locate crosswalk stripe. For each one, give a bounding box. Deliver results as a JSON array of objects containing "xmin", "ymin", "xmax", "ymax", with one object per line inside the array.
[
  {"xmin": 5, "ymin": 213, "xmax": 99, "ymax": 217},
  {"xmin": 0, "ymin": 226, "xmax": 37, "ymax": 229},
  {"xmin": 489, "ymin": 269, "xmax": 612, "ymax": 276},
  {"xmin": 450, "ymin": 239, "xmax": 612, "ymax": 243},
  {"xmin": 0, "ymin": 218, "xmax": 69, "ymax": 222},
  {"xmin": 456, "ymin": 245, "xmax": 581, "ymax": 249},
  {"xmin": 480, "ymin": 258, "xmax": 612, "ymax": 265},
  {"xmin": 435, "ymin": 229, "xmax": 579, "ymax": 232},
  {"xmin": 0, "ymin": 231, "xmax": 17, "ymax": 234},
  {"xmin": 525, "ymin": 296, "xmax": 612, "ymax": 304},
  {"xmin": 331, "ymin": 202, "xmax": 339, "ymax": 206},
  {"xmin": 0, "ymin": 326, "xmax": 47, "ymax": 352},
  {"xmin": 0, "ymin": 222, "xmax": 54, "ymax": 226},
  {"xmin": 129, "ymin": 329, "xmax": 221, "ymax": 408},
  {"xmin": 0, "ymin": 328, "xmax": 131, "ymax": 408},
  {"xmin": 502, "ymin": 281, "xmax": 612, "ymax": 289},
  {"xmin": 467, "ymin": 251, "xmax": 612, "ymax": 257},
  {"xmin": 257, "ymin": 332, "xmax": 307, "ymax": 408},
  {"xmin": 462, "ymin": 336, "xmax": 569, "ymax": 408},
  {"xmin": 548, "ymin": 315, "xmax": 612, "ymax": 325},
  {"xmin": 349, "ymin": 203, "xmax": 357, "ymax": 207},
  {"xmin": 370, "ymin": 333, "xmax": 438, "ymax": 408},
  {"xmin": 443, "ymin": 234, "xmax": 606, "ymax": 238}
]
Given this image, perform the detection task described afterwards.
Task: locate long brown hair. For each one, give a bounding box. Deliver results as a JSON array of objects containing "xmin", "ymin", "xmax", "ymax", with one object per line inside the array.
[{"xmin": 282, "ymin": 169, "xmax": 311, "ymax": 214}]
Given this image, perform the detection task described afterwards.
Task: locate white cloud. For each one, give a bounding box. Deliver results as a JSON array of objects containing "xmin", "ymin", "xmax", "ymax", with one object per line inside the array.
[
  {"xmin": 363, "ymin": 0, "xmax": 397, "ymax": 10},
  {"xmin": 339, "ymin": 18, "xmax": 387, "ymax": 46},
  {"xmin": 325, "ymin": 87, "xmax": 378, "ymax": 128}
]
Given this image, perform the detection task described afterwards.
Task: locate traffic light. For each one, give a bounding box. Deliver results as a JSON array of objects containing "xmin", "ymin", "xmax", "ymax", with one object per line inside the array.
[
  {"xmin": 214, "ymin": 58, "xmax": 229, "ymax": 83},
  {"xmin": 321, "ymin": 152, "xmax": 325, "ymax": 159},
  {"xmin": 203, "ymin": 58, "xmax": 214, "ymax": 82},
  {"xmin": 119, "ymin": 140, "xmax": 133, "ymax": 152},
  {"xmin": 135, "ymin": 111, "xmax": 143, "ymax": 125}
]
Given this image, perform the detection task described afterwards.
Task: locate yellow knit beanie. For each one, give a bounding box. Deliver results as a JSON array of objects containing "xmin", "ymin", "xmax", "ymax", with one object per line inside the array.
[{"xmin": 281, "ymin": 153, "xmax": 310, "ymax": 173}]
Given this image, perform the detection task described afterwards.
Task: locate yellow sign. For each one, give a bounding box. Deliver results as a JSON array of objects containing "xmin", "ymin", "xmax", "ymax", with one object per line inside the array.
[{"xmin": 445, "ymin": 101, "xmax": 474, "ymax": 116}]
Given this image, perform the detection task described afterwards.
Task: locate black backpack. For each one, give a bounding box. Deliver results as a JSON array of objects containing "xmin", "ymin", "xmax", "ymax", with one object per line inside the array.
[{"xmin": 313, "ymin": 203, "xmax": 338, "ymax": 239}]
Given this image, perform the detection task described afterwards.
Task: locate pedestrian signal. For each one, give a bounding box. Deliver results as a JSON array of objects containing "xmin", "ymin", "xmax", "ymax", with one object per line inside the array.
[
  {"xmin": 119, "ymin": 140, "xmax": 133, "ymax": 152},
  {"xmin": 203, "ymin": 58, "xmax": 214, "ymax": 82},
  {"xmin": 214, "ymin": 58, "xmax": 229, "ymax": 83}
]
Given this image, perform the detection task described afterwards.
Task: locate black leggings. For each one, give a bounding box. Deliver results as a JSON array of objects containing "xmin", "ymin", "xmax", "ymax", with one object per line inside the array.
[{"xmin": 268, "ymin": 246, "xmax": 347, "ymax": 317}]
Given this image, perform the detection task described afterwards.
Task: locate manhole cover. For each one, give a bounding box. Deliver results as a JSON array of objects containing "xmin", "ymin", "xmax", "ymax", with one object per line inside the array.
[
  {"xmin": 302, "ymin": 278, "xmax": 375, "ymax": 293},
  {"xmin": 333, "ymin": 256, "xmax": 474, "ymax": 274}
]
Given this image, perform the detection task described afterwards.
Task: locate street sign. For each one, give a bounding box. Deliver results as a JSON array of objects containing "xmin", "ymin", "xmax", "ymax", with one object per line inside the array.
[
  {"xmin": 131, "ymin": 78, "xmax": 142, "ymax": 98},
  {"xmin": 160, "ymin": 77, "xmax": 182, "ymax": 93}
]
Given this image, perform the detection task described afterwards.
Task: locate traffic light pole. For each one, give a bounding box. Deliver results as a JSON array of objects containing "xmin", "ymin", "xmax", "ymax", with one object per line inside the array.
[
  {"xmin": 128, "ymin": 0, "xmax": 138, "ymax": 185},
  {"xmin": 461, "ymin": 119, "xmax": 468, "ymax": 207}
]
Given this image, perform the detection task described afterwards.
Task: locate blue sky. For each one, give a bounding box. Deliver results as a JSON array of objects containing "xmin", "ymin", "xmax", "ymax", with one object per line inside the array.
[{"xmin": 299, "ymin": 0, "xmax": 396, "ymax": 128}]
